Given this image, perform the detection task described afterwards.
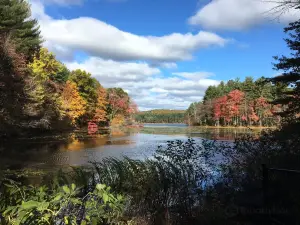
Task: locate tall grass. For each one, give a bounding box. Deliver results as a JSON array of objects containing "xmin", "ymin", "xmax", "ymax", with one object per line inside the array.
[
  {"xmin": 85, "ymin": 139, "xmax": 218, "ymax": 224},
  {"xmin": 3, "ymin": 124, "xmax": 300, "ymax": 225}
]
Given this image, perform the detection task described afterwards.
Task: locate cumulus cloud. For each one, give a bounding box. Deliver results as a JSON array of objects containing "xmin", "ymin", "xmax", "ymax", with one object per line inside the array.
[
  {"xmin": 108, "ymin": 74, "xmax": 220, "ymax": 109},
  {"xmin": 188, "ymin": 0, "xmax": 300, "ymax": 30},
  {"xmin": 30, "ymin": 0, "xmax": 229, "ymax": 62},
  {"xmin": 65, "ymin": 57, "xmax": 160, "ymax": 84},
  {"xmin": 64, "ymin": 56, "xmax": 220, "ymax": 109}
]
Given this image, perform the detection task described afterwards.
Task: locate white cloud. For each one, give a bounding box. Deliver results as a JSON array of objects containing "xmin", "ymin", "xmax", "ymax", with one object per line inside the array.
[
  {"xmin": 188, "ymin": 0, "xmax": 300, "ymax": 30},
  {"xmin": 30, "ymin": 0, "xmax": 229, "ymax": 62},
  {"xmin": 65, "ymin": 57, "xmax": 160, "ymax": 84},
  {"xmin": 108, "ymin": 73, "xmax": 220, "ymax": 109}
]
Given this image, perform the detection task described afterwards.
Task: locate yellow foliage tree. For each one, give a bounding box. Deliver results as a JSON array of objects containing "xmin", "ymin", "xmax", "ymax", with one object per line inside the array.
[
  {"xmin": 28, "ymin": 48, "xmax": 69, "ymax": 83},
  {"xmin": 61, "ymin": 81, "xmax": 86, "ymax": 124},
  {"xmin": 93, "ymin": 86, "xmax": 108, "ymax": 123},
  {"xmin": 111, "ymin": 114, "xmax": 125, "ymax": 126}
]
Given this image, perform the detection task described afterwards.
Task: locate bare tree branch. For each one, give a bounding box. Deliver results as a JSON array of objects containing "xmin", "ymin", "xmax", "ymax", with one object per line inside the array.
[{"xmin": 261, "ymin": 0, "xmax": 300, "ymax": 22}]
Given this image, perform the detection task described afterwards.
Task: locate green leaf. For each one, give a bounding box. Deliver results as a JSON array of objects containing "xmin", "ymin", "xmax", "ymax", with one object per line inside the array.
[
  {"xmin": 70, "ymin": 198, "xmax": 82, "ymax": 205},
  {"xmin": 80, "ymin": 220, "xmax": 87, "ymax": 225},
  {"xmin": 64, "ymin": 216, "xmax": 69, "ymax": 224},
  {"xmin": 17, "ymin": 210, "xmax": 27, "ymax": 222},
  {"xmin": 63, "ymin": 186, "xmax": 70, "ymax": 194},
  {"xmin": 96, "ymin": 184, "xmax": 106, "ymax": 190},
  {"xmin": 117, "ymin": 194, "xmax": 123, "ymax": 201},
  {"xmin": 13, "ymin": 218, "xmax": 21, "ymax": 225},
  {"xmin": 91, "ymin": 217, "xmax": 98, "ymax": 225},
  {"xmin": 85, "ymin": 215, "xmax": 91, "ymax": 221},
  {"xmin": 103, "ymin": 193, "xmax": 109, "ymax": 203},
  {"xmin": 37, "ymin": 202, "xmax": 49, "ymax": 211},
  {"xmin": 53, "ymin": 194, "xmax": 62, "ymax": 201},
  {"xmin": 21, "ymin": 200, "xmax": 39, "ymax": 209},
  {"xmin": 3, "ymin": 206, "xmax": 15, "ymax": 215},
  {"xmin": 71, "ymin": 183, "xmax": 76, "ymax": 191},
  {"xmin": 4, "ymin": 183, "xmax": 14, "ymax": 188}
]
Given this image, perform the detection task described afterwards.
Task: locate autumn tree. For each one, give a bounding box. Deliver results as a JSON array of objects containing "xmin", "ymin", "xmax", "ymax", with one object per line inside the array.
[
  {"xmin": 29, "ymin": 48, "xmax": 70, "ymax": 83},
  {"xmin": 68, "ymin": 69, "xmax": 99, "ymax": 122},
  {"xmin": 187, "ymin": 77, "xmax": 282, "ymax": 127},
  {"xmin": 61, "ymin": 81, "xmax": 86, "ymax": 124},
  {"xmin": 25, "ymin": 48, "xmax": 68, "ymax": 130},
  {"xmin": 107, "ymin": 88, "xmax": 129, "ymax": 122},
  {"xmin": 128, "ymin": 100, "xmax": 138, "ymax": 114},
  {"xmin": 227, "ymin": 90, "xmax": 245, "ymax": 126},
  {"xmin": 213, "ymin": 96, "xmax": 228, "ymax": 126},
  {"xmin": 69, "ymin": 70, "xmax": 98, "ymax": 102},
  {"xmin": 93, "ymin": 85, "xmax": 108, "ymax": 123},
  {"xmin": 111, "ymin": 114, "xmax": 126, "ymax": 126}
]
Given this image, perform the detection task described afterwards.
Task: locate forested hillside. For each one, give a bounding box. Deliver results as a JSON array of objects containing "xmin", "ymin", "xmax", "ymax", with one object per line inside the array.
[
  {"xmin": 135, "ymin": 110, "xmax": 185, "ymax": 123},
  {"xmin": 185, "ymin": 77, "xmax": 286, "ymax": 127},
  {"xmin": 0, "ymin": 0, "xmax": 137, "ymax": 137}
]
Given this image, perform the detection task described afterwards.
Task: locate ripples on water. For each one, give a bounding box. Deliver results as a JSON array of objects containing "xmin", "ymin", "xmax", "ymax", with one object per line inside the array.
[{"xmin": 0, "ymin": 125, "xmax": 263, "ymax": 171}]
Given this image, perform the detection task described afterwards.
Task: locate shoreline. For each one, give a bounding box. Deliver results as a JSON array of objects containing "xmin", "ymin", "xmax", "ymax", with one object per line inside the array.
[
  {"xmin": 188, "ymin": 125, "xmax": 276, "ymax": 129},
  {"xmin": 142, "ymin": 123, "xmax": 186, "ymax": 124},
  {"xmin": 141, "ymin": 124, "xmax": 276, "ymax": 129}
]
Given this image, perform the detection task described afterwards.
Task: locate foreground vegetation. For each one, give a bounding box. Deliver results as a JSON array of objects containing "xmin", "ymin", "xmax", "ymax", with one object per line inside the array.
[{"xmin": 0, "ymin": 0, "xmax": 137, "ymax": 138}]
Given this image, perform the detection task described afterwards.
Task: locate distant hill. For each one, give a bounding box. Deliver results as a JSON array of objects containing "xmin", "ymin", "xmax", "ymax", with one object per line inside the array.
[{"xmin": 135, "ymin": 109, "xmax": 185, "ymax": 123}]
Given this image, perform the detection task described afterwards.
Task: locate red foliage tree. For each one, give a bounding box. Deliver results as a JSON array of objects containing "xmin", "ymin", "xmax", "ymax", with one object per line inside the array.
[
  {"xmin": 127, "ymin": 101, "xmax": 139, "ymax": 114},
  {"xmin": 107, "ymin": 89, "xmax": 129, "ymax": 121}
]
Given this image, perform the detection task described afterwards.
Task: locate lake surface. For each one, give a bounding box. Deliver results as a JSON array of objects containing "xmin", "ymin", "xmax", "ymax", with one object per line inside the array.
[{"xmin": 0, "ymin": 124, "xmax": 263, "ymax": 171}]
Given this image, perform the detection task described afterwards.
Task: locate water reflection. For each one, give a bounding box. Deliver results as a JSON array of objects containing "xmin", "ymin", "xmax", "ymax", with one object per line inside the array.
[{"xmin": 0, "ymin": 125, "xmax": 265, "ymax": 171}]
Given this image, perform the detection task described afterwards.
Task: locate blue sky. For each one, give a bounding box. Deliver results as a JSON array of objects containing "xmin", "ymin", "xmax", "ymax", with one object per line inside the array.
[{"xmin": 29, "ymin": 0, "xmax": 298, "ymax": 110}]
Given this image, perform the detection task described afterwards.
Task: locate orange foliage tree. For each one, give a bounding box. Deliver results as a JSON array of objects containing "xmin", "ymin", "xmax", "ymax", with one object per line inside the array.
[
  {"xmin": 61, "ymin": 81, "xmax": 86, "ymax": 124},
  {"xmin": 111, "ymin": 114, "xmax": 125, "ymax": 126},
  {"xmin": 93, "ymin": 86, "xmax": 108, "ymax": 123}
]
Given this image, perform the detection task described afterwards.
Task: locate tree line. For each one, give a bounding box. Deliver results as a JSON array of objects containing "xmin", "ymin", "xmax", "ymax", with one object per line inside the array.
[
  {"xmin": 185, "ymin": 77, "xmax": 286, "ymax": 127},
  {"xmin": 0, "ymin": 0, "xmax": 137, "ymax": 137},
  {"xmin": 135, "ymin": 110, "xmax": 185, "ymax": 123}
]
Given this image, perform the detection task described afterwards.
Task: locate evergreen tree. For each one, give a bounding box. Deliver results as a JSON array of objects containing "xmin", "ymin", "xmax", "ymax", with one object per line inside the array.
[
  {"xmin": 0, "ymin": 0, "xmax": 42, "ymax": 61},
  {"xmin": 203, "ymin": 86, "xmax": 221, "ymax": 101},
  {"xmin": 270, "ymin": 19, "xmax": 300, "ymax": 119}
]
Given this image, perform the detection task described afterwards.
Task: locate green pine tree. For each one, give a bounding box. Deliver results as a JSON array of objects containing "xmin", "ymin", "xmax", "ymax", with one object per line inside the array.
[
  {"xmin": 0, "ymin": 0, "xmax": 42, "ymax": 61},
  {"xmin": 270, "ymin": 19, "xmax": 300, "ymax": 119}
]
